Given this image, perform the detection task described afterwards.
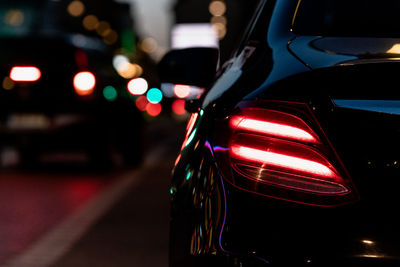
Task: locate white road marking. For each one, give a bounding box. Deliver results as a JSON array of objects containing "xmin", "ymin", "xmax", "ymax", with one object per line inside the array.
[{"xmin": 1, "ymin": 147, "xmax": 166, "ymax": 267}]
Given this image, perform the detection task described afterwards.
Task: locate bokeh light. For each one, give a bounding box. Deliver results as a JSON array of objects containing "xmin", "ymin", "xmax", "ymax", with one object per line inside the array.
[
  {"xmin": 4, "ymin": 10, "xmax": 24, "ymax": 26},
  {"xmin": 118, "ymin": 62, "xmax": 135, "ymax": 78},
  {"xmin": 172, "ymin": 99, "xmax": 187, "ymax": 115},
  {"xmin": 174, "ymin": 84, "xmax": 191, "ymax": 98},
  {"xmin": 127, "ymin": 78, "xmax": 148, "ymax": 95},
  {"xmin": 140, "ymin": 37, "xmax": 158, "ymax": 54},
  {"xmin": 113, "ymin": 54, "xmax": 129, "ymax": 70},
  {"xmin": 2, "ymin": 77, "xmax": 15, "ymax": 90},
  {"xmin": 83, "ymin": 15, "xmax": 99, "ymax": 30},
  {"xmin": 146, "ymin": 88, "xmax": 163, "ymax": 104},
  {"xmin": 135, "ymin": 95, "xmax": 149, "ymax": 111},
  {"xmin": 146, "ymin": 103, "xmax": 162, "ymax": 117},
  {"xmin": 103, "ymin": 86, "xmax": 117, "ymax": 101},
  {"xmin": 113, "ymin": 55, "xmax": 143, "ymax": 79},
  {"xmin": 121, "ymin": 30, "xmax": 136, "ymax": 55},
  {"xmin": 133, "ymin": 64, "xmax": 143, "ymax": 77},
  {"xmin": 212, "ymin": 23, "xmax": 227, "ymax": 39},
  {"xmin": 96, "ymin": 21, "xmax": 110, "ymax": 36},
  {"xmin": 211, "ymin": 15, "xmax": 227, "ymax": 25},
  {"xmin": 103, "ymin": 30, "xmax": 118, "ymax": 45},
  {"xmin": 10, "ymin": 67, "xmax": 41, "ymax": 82},
  {"xmin": 73, "ymin": 71, "xmax": 96, "ymax": 96},
  {"xmin": 67, "ymin": 1, "xmax": 85, "ymax": 17},
  {"xmin": 209, "ymin": 1, "xmax": 226, "ymax": 16},
  {"xmin": 209, "ymin": 0, "xmax": 227, "ymax": 40},
  {"xmin": 122, "ymin": 64, "xmax": 141, "ymax": 79}
]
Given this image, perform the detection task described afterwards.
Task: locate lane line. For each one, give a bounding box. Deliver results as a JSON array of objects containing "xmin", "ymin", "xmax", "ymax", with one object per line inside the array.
[{"xmin": 1, "ymin": 147, "xmax": 166, "ymax": 267}]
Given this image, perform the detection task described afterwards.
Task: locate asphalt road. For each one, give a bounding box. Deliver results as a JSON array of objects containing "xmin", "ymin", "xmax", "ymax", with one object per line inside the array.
[{"xmin": 0, "ymin": 116, "xmax": 185, "ymax": 267}]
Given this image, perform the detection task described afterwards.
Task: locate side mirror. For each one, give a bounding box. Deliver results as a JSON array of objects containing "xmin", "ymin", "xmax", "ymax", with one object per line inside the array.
[{"xmin": 158, "ymin": 47, "xmax": 219, "ymax": 89}]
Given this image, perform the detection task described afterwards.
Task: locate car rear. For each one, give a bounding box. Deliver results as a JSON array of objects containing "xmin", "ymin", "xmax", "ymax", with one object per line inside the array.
[
  {"xmin": 214, "ymin": 0, "xmax": 400, "ymax": 265},
  {"xmin": 209, "ymin": 63, "xmax": 400, "ymax": 266},
  {"xmin": 0, "ymin": 36, "xmax": 140, "ymax": 165},
  {"xmin": 171, "ymin": 0, "xmax": 400, "ymax": 266},
  {"xmin": 1, "ymin": 37, "xmax": 111, "ymax": 130}
]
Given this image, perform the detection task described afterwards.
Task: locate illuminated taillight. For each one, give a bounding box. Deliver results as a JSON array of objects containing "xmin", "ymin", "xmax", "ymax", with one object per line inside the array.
[
  {"xmin": 73, "ymin": 71, "xmax": 96, "ymax": 96},
  {"xmin": 231, "ymin": 145, "xmax": 338, "ymax": 180},
  {"xmin": 230, "ymin": 110, "xmax": 320, "ymax": 143},
  {"xmin": 10, "ymin": 66, "xmax": 41, "ymax": 82},
  {"xmin": 216, "ymin": 101, "xmax": 357, "ymax": 206}
]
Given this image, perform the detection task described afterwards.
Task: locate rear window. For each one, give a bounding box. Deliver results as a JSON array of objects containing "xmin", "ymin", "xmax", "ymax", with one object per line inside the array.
[{"xmin": 292, "ymin": 0, "xmax": 400, "ymax": 37}]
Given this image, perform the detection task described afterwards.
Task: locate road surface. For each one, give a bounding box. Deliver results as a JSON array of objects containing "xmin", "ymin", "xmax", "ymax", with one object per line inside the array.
[{"xmin": 0, "ymin": 116, "xmax": 185, "ymax": 267}]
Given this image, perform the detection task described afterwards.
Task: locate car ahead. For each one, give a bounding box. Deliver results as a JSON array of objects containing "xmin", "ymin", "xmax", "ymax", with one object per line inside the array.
[
  {"xmin": 0, "ymin": 0, "xmax": 144, "ymax": 167},
  {"xmin": 159, "ymin": 0, "xmax": 400, "ymax": 266}
]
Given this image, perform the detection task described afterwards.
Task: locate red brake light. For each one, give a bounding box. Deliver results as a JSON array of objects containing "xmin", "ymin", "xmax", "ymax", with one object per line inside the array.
[
  {"xmin": 10, "ymin": 66, "xmax": 41, "ymax": 82},
  {"xmin": 231, "ymin": 145, "xmax": 337, "ymax": 179},
  {"xmin": 73, "ymin": 71, "xmax": 96, "ymax": 96},
  {"xmin": 216, "ymin": 101, "xmax": 358, "ymax": 206},
  {"xmin": 230, "ymin": 110, "xmax": 320, "ymax": 143}
]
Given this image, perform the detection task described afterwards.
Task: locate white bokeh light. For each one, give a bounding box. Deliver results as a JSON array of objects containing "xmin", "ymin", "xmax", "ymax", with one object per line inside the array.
[{"xmin": 127, "ymin": 77, "xmax": 148, "ymax": 95}]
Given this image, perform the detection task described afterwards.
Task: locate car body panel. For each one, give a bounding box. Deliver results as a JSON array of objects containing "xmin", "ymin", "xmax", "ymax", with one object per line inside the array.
[{"xmin": 169, "ymin": 0, "xmax": 400, "ymax": 266}]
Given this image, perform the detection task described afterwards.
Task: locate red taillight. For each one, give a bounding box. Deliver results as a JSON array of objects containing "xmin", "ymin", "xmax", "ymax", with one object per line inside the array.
[
  {"xmin": 231, "ymin": 145, "xmax": 338, "ymax": 179},
  {"xmin": 230, "ymin": 109, "xmax": 320, "ymax": 143},
  {"xmin": 10, "ymin": 66, "xmax": 41, "ymax": 82},
  {"xmin": 218, "ymin": 101, "xmax": 357, "ymax": 206},
  {"xmin": 73, "ymin": 71, "xmax": 96, "ymax": 96}
]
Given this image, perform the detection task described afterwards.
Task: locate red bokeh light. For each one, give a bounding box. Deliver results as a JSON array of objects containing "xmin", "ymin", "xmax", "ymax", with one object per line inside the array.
[
  {"xmin": 146, "ymin": 102, "xmax": 162, "ymax": 117},
  {"xmin": 171, "ymin": 99, "xmax": 187, "ymax": 115},
  {"xmin": 135, "ymin": 95, "xmax": 149, "ymax": 111}
]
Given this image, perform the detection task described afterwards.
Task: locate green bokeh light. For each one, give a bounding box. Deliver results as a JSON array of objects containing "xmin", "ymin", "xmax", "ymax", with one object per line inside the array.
[
  {"xmin": 121, "ymin": 29, "xmax": 136, "ymax": 56},
  {"xmin": 103, "ymin": 86, "xmax": 118, "ymax": 101}
]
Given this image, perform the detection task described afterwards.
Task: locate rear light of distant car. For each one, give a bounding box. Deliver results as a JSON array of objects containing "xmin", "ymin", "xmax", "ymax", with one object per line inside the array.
[
  {"xmin": 9, "ymin": 66, "xmax": 41, "ymax": 82},
  {"xmin": 73, "ymin": 71, "xmax": 96, "ymax": 96},
  {"xmin": 215, "ymin": 101, "xmax": 358, "ymax": 206}
]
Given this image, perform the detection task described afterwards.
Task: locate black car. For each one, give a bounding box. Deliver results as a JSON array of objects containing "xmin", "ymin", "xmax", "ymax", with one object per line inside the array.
[
  {"xmin": 159, "ymin": 0, "xmax": 400, "ymax": 266},
  {"xmin": 0, "ymin": 0, "xmax": 144, "ymax": 167}
]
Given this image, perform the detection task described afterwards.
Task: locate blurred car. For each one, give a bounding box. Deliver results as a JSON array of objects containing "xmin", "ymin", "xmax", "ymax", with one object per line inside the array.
[
  {"xmin": 0, "ymin": 0, "xmax": 145, "ymax": 167},
  {"xmin": 159, "ymin": 0, "xmax": 400, "ymax": 266}
]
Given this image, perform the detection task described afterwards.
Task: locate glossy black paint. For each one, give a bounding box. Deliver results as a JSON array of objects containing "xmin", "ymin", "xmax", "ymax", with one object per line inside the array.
[{"xmin": 166, "ymin": 0, "xmax": 400, "ymax": 266}]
